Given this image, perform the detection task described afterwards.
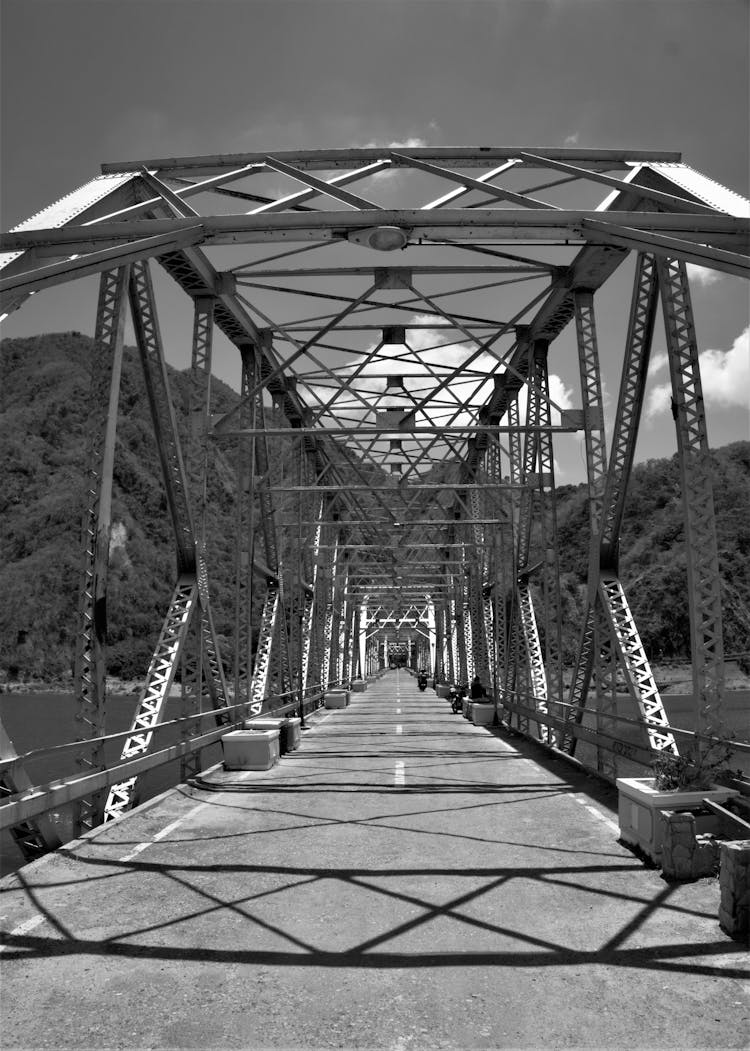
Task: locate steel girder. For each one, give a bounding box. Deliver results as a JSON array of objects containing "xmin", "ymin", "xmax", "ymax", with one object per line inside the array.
[
  {"xmin": 73, "ymin": 266, "xmax": 129, "ymax": 834},
  {"xmin": 104, "ymin": 577, "xmax": 197, "ymax": 819},
  {"xmin": 301, "ymin": 498, "xmax": 324, "ymax": 693},
  {"xmin": 499, "ymin": 391, "xmax": 523, "ymax": 718},
  {"xmin": 319, "ymin": 536, "xmax": 339, "ymax": 690},
  {"xmin": 563, "ymin": 257, "xmax": 677, "ymax": 761},
  {"xmin": 233, "ymin": 345, "xmax": 257, "ymax": 708},
  {"xmin": 657, "ymin": 257, "xmax": 728, "ymax": 747},
  {"xmin": 4, "ymin": 208, "xmax": 744, "ymax": 260},
  {"xmin": 251, "ymin": 584, "xmax": 280, "ymax": 712},
  {"xmin": 103, "ymin": 264, "xmax": 232, "ymax": 820},
  {"xmin": 0, "ymin": 172, "xmax": 141, "ymax": 316},
  {"xmin": 535, "ymin": 345, "xmax": 563, "ymax": 731},
  {"xmin": 569, "ymin": 290, "xmax": 614, "ymax": 769},
  {"xmin": 336, "ymin": 561, "xmax": 349, "ymax": 686},
  {"xmin": 457, "ymin": 543, "xmax": 474, "ymax": 685},
  {"xmin": 179, "ymin": 295, "xmax": 232, "ymax": 778},
  {"xmin": 246, "ymin": 335, "xmax": 295, "ymax": 708},
  {"xmin": 2, "ymin": 146, "xmax": 747, "ymax": 827},
  {"xmin": 509, "ymin": 341, "xmax": 553, "ymax": 741}
]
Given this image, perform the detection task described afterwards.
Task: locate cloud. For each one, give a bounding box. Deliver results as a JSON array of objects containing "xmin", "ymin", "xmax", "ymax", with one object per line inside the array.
[
  {"xmin": 686, "ymin": 264, "xmax": 722, "ymax": 287},
  {"xmin": 699, "ymin": 326, "xmax": 750, "ymax": 406},
  {"xmin": 388, "ymin": 137, "xmax": 428, "ymax": 149},
  {"xmin": 648, "ymin": 351, "xmax": 669, "ymax": 376},
  {"xmin": 644, "ymin": 380, "xmax": 672, "ymax": 420},
  {"xmin": 645, "ymin": 326, "xmax": 750, "ymax": 418},
  {"xmin": 563, "ymin": 132, "xmax": 580, "ymax": 147},
  {"xmin": 357, "ymin": 136, "xmax": 428, "ymax": 149}
]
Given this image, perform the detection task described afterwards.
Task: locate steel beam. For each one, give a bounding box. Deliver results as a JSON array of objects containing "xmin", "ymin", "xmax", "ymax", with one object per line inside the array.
[
  {"xmin": 4, "ymin": 211, "xmax": 743, "ymax": 255},
  {"xmin": 73, "ymin": 266, "xmax": 129, "ymax": 833},
  {"xmin": 564, "ymin": 256, "xmax": 676, "ymax": 758},
  {"xmin": 658, "ymin": 257, "xmax": 727, "ymax": 746}
]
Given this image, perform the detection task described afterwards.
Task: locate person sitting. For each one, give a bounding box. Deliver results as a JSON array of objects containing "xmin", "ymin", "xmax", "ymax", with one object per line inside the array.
[{"xmin": 470, "ymin": 675, "xmax": 486, "ymax": 700}]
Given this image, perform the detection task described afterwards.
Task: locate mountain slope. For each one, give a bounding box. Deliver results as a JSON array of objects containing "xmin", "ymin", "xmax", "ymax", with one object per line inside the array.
[{"xmin": 0, "ymin": 332, "xmax": 244, "ymax": 680}]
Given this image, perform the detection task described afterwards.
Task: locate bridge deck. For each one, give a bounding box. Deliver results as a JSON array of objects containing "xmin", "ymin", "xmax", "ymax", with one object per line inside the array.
[{"xmin": 1, "ymin": 671, "xmax": 747, "ymax": 1050}]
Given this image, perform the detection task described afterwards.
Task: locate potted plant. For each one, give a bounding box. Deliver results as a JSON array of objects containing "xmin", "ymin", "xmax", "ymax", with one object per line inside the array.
[{"xmin": 616, "ymin": 740, "xmax": 740, "ymax": 864}]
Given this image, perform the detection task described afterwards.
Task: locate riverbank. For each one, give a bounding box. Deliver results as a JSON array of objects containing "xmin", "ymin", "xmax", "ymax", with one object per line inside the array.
[
  {"xmin": 2, "ymin": 677, "xmax": 152, "ymax": 695},
  {"xmin": 2, "ymin": 661, "xmax": 749, "ymax": 696}
]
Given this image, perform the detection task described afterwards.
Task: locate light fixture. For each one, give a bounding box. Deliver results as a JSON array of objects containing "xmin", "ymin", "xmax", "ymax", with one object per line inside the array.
[{"xmin": 347, "ymin": 226, "xmax": 409, "ymax": 251}]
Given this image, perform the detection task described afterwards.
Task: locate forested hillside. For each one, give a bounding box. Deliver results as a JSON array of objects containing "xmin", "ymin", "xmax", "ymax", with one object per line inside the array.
[
  {"xmin": 553, "ymin": 441, "xmax": 750, "ymax": 663},
  {"xmin": 0, "ymin": 332, "xmax": 254, "ymax": 682},
  {"xmin": 1, "ymin": 333, "xmax": 748, "ymax": 683}
]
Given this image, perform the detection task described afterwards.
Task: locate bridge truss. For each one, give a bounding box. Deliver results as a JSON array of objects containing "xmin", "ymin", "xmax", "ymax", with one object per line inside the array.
[{"xmin": 1, "ymin": 146, "xmax": 748, "ymax": 857}]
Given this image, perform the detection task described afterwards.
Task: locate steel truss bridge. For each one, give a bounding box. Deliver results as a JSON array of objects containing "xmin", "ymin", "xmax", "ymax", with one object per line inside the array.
[{"xmin": 1, "ymin": 146, "xmax": 748, "ymax": 862}]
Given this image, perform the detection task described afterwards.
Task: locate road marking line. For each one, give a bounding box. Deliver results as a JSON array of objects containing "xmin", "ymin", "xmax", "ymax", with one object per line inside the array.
[
  {"xmin": 394, "ymin": 760, "xmax": 405, "ymax": 786},
  {"xmin": 396, "ymin": 707, "xmax": 401, "ymax": 714},
  {"xmin": 572, "ymin": 794, "xmax": 620, "ymax": 834},
  {"xmin": 396, "ymin": 725, "xmax": 403, "ymax": 734},
  {"xmin": 119, "ymin": 842, "xmax": 150, "ymax": 863},
  {"xmin": 1, "ymin": 805, "xmax": 212, "ymax": 948},
  {"xmin": 0, "ymin": 914, "xmax": 45, "ymax": 952},
  {"xmin": 153, "ymin": 803, "xmax": 206, "ymax": 841},
  {"xmin": 120, "ymin": 802, "xmax": 208, "ymax": 861}
]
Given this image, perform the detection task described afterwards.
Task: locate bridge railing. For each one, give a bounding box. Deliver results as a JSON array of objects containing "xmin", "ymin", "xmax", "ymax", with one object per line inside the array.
[
  {"xmin": 0, "ymin": 684, "xmax": 332, "ymax": 836},
  {"xmin": 495, "ymin": 689, "xmax": 749, "ymax": 778}
]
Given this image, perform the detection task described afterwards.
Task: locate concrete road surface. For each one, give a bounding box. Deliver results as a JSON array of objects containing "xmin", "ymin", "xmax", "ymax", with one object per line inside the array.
[{"xmin": 1, "ymin": 670, "xmax": 748, "ymax": 1050}]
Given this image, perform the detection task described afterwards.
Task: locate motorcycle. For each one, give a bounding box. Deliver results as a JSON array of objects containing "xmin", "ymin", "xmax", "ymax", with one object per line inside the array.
[
  {"xmin": 417, "ymin": 673, "xmax": 428, "ymax": 692},
  {"xmin": 450, "ymin": 684, "xmax": 466, "ymax": 713}
]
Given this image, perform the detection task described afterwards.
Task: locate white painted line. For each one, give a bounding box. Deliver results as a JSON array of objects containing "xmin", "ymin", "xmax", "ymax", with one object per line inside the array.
[
  {"xmin": 119, "ymin": 842, "xmax": 150, "ymax": 863},
  {"xmin": 121, "ymin": 802, "xmax": 208, "ymax": 861},
  {"xmin": 153, "ymin": 802, "xmax": 207, "ymax": 841},
  {"xmin": 396, "ymin": 708, "xmax": 401, "ymax": 714},
  {"xmin": 396, "ymin": 725, "xmax": 403, "ymax": 734},
  {"xmin": 0, "ymin": 913, "xmax": 44, "ymax": 952},
  {"xmin": 572, "ymin": 794, "xmax": 620, "ymax": 834},
  {"xmin": 394, "ymin": 760, "xmax": 405, "ymax": 786}
]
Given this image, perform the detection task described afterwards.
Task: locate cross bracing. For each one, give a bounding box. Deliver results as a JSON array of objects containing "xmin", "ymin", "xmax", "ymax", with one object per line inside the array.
[{"xmin": 1, "ymin": 146, "xmax": 748, "ymax": 857}]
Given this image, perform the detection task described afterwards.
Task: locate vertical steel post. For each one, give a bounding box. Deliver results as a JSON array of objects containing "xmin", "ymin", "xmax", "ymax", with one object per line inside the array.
[
  {"xmin": 73, "ymin": 265, "xmax": 129, "ymax": 834},
  {"xmin": 564, "ymin": 256, "xmax": 676, "ymax": 759},
  {"xmin": 104, "ymin": 260, "xmax": 222, "ymax": 821},
  {"xmin": 572, "ymin": 291, "xmax": 611, "ymax": 769},
  {"xmin": 234, "ymin": 344, "xmax": 258, "ymax": 712},
  {"xmin": 658, "ymin": 257, "xmax": 726, "ymax": 749},
  {"xmin": 180, "ymin": 295, "xmax": 231, "ymax": 777},
  {"xmin": 535, "ymin": 346, "xmax": 563, "ymax": 730},
  {"xmin": 515, "ymin": 340, "xmax": 549, "ymax": 740}
]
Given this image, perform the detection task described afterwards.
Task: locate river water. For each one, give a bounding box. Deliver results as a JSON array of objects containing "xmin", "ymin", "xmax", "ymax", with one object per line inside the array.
[{"xmin": 0, "ymin": 691, "xmax": 223, "ymax": 877}]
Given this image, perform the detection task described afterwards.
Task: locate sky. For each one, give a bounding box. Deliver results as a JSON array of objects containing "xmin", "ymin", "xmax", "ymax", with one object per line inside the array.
[{"xmin": 1, "ymin": 0, "xmax": 748, "ymax": 482}]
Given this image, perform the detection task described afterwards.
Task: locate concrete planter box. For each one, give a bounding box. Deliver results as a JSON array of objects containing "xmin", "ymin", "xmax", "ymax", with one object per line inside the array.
[
  {"xmin": 616, "ymin": 776, "xmax": 739, "ymax": 864},
  {"xmin": 471, "ymin": 702, "xmax": 495, "ymax": 726},
  {"xmin": 244, "ymin": 716, "xmax": 301, "ymax": 753},
  {"xmin": 222, "ymin": 729, "xmax": 280, "ymax": 771},
  {"xmin": 462, "ymin": 697, "xmax": 471, "ymax": 718},
  {"xmin": 324, "ymin": 689, "xmax": 350, "ymax": 708},
  {"xmin": 436, "ymin": 685, "xmax": 451, "ymax": 699},
  {"xmin": 351, "ymin": 679, "xmax": 367, "ymax": 693},
  {"xmin": 282, "ymin": 716, "xmax": 302, "ymax": 750}
]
